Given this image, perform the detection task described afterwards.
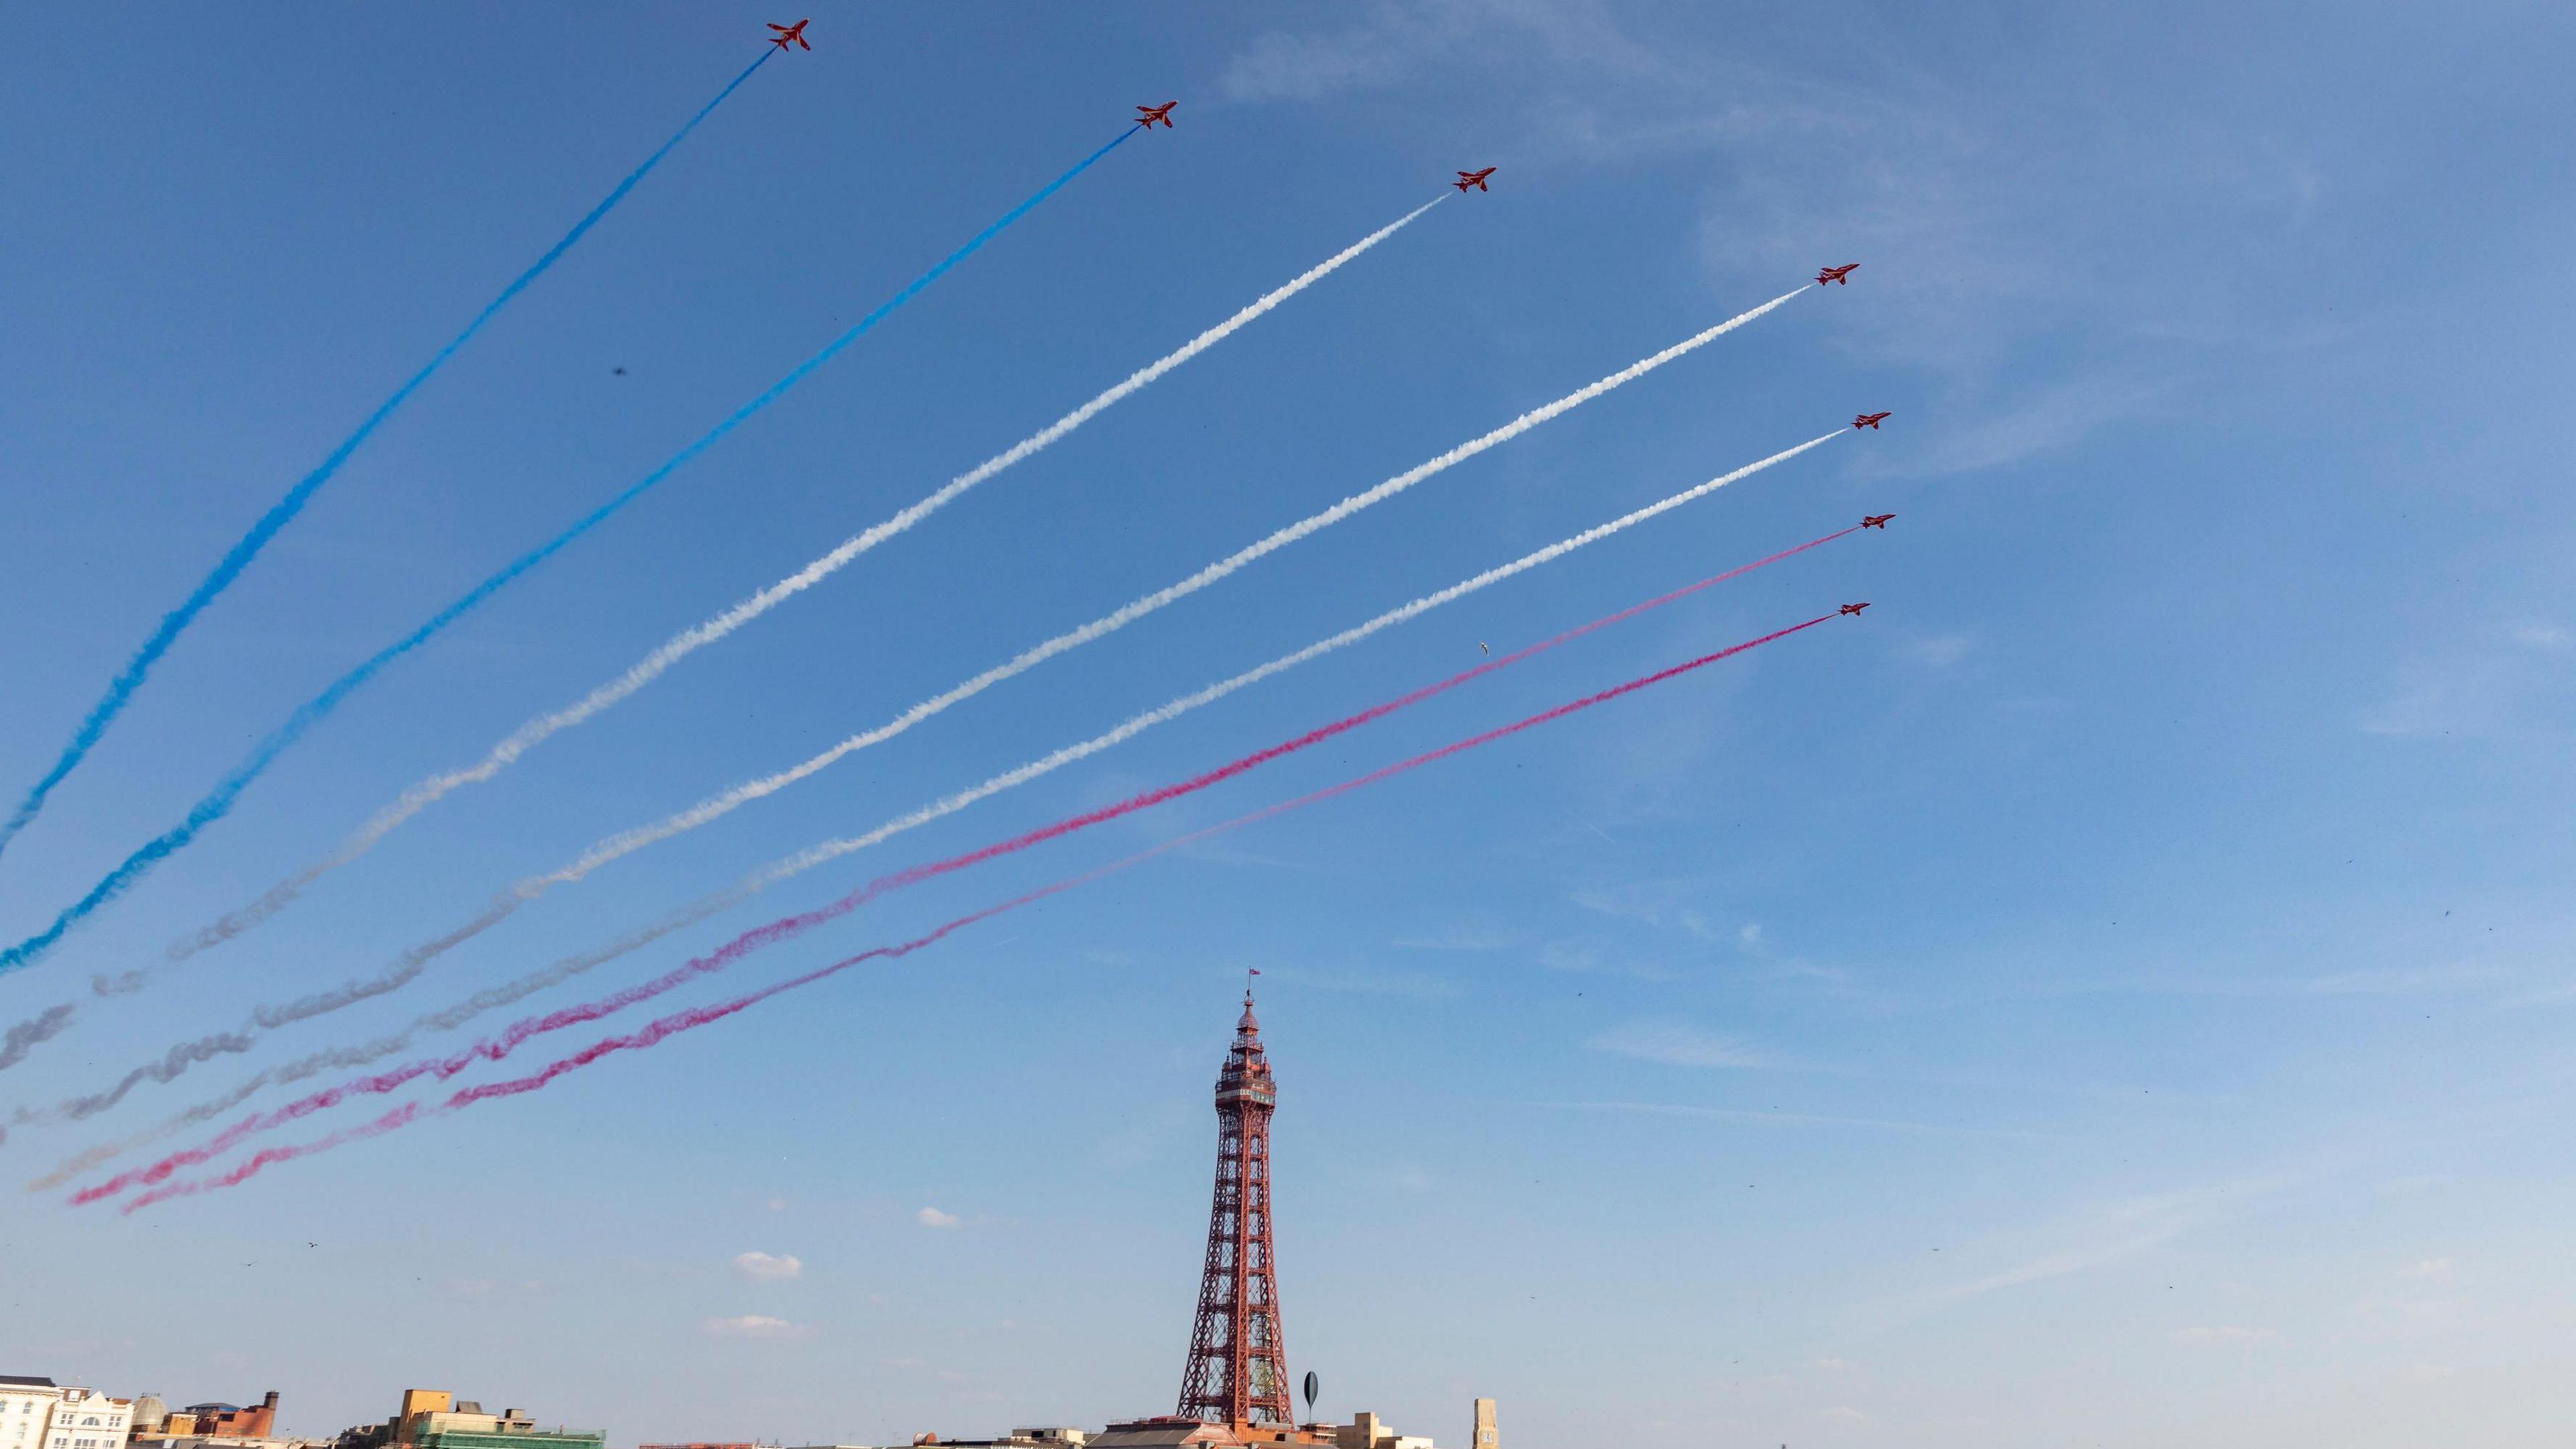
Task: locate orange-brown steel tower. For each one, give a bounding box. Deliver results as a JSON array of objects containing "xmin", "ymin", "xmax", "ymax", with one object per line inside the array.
[{"xmin": 1176, "ymin": 990, "xmax": 1292, "ymax": 1429}]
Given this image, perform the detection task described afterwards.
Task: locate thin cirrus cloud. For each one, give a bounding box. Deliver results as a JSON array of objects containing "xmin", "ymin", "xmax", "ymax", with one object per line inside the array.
[
  {"xmin": 731, "ymin": 1251, "xmax": 802, "ymax": 1281},
  {"xmin": 1389, "ymin": 920, "xmax": 1524, "ymax": 952},
  {"xmin": 703, "ymin": 1314, "xmax": 802, "ymax": 1339},
  {"xmin": 2174, "ymin": 1326, "xmax": 2277, "ymax": 1345},
  {"xmin": 1589, "ymin": 1020, "xmax": 1772, "ymax": 1069},
  {"xmin": 917, "ymin": 1206, "xmax": 961, "ymax": 1229}
]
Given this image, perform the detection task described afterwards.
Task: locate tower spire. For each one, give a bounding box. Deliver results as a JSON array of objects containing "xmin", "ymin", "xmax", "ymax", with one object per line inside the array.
[{"xmin": 1177, "ymin": 989, "xmax": 1291, "ymax": 1429}]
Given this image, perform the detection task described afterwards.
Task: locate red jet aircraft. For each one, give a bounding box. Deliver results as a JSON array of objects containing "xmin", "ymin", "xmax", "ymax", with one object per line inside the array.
[
  {"xmin": 1816, "ymin": 263, "xmax": 1858, "ymax": 286},
  {"xmin": 1454, "ymin": 167, "xmax": 1497, "ymax": 192},
  {"xmin": 1136, "ymin": 102, "xmax": 1177, "ymax": 128},
  {"xmin": 1839, "ymin": 602, "xmax": 1872, "ymax": 616},
  {"xmin": 1854, "ymin": 411, "xmax": 1891, "ymax": 430},
  {"xmin": 766, "ymin": 19, "xmax": 810, "ymax": 50},
  {"xmin": 1862, "ymin": 514, "xmax": 1894, "ymax": 529}
]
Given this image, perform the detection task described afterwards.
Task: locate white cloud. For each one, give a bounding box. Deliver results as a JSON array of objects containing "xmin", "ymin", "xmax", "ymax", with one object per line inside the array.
[
  {"xmin": 1889, "ymin": 1178, "xmax": 2289, "ymax": 1322},
  {"xmin": 1819, "ymin": 1406, "xmax": 1868, "ymax": 1422},
  {"xmin": 1259, "ymin": 965, "xmax": 1463, "ymax": 1000},
  {"xmin": 1391, "ymin": 920, "xmax": 1525, "ymax": 951},
  {"xmin": 1222, "ymin": 23, "xmax": 1421, "ymax": 102},
  {"xmin": 1219, "ymin": 0, "xmax": 1668, "ymax": 105},
  {"xmin": 732, "ymin": 1251, "xmax": 802, "ymax": 1282},
  {"xmin": 1368, "ymin": 1163, "xmax": 1436, "ymax": 1193},
  {"xmin": 703, "ymin": 1315, "xmax": 802, "ymax": 1339},
  {"xmin": 2174, "ymin": 1326, "xmax": 2277, "ymax": 1344},
  {"xmin": 2362, "ymin": 627, "xmax": 2575, "ymax": 741},
  {"xmin": 1553, "ymin": 1099, "xmax": 2054, "ymax": 1141},
  {"xmin": 1589, "ymin": 1020, "xmax": 1769, "ymax": 1069},
  {"xmin": 1568, "ymin": 880, "xmax": 1725, "ymax": 937},
  {"xmin": 1871, "ymin": 376, "xmax": 2165, "ymax": 479},
  {"xmin": 1095, "ymin": 1101, "xmax": 1193, "ymax": 1171},
  {"xmin": 1814, "ymin": 1356, "xmax": 1851, "ymax": 1371},
  {"xmin": 2407, "ymin": 1362, "xmax": 2457, "ymax": 1383},
  {"xmin": 1906, "ymin": 633, "xmax": 1972, "ymax": 667},
  {"xmin": 2400, "ymin": 1256, "xmax": 2456, "ymax": 1283},
  {"xmin": 2078, "ymin": 963, "xmax": 2506, "ymax": 999},
  {"xmin": 1537, "ymin": 941, "xmax": 1677, "ymax": 981},
  {"xmin": 916, "ymin": 1206, "xmax": 961, "ymax": 1230},
  {"xmin": 2292, "ymin": 965, "xmax": 2503, "ymax": 996},
  {"xmin": 2359, "ymin": 1293, "xmax": 2468, "ymax": 1337}
]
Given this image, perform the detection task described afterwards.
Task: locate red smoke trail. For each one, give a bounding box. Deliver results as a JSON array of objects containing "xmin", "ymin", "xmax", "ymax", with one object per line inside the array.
[
  {"xmin": 118, "ymin": 610, "xmax": 1843, "ymax": 1213},
  {"xmin": 122, "ymin": 1103, "xmax": 426, "ymax": 1213},
  {"xmin": 80, "ymin": 531, "xmax": 1854, "ymax": 1208}
]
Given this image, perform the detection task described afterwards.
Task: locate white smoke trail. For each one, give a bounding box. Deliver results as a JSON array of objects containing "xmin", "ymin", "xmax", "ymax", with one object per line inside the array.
[
  {"xmin": 140, "ymin": 198, "xmax": 1446, "ymax": 979},
  {"xmin": 32, "ymin": 284, "xmax": 1807, "ymax": 1126},
  {"xmin": 31, "ymin": 427, "xmax": 1835, "ymax": 1191},
  {"xmin": 524, "ymin": 284, "xmax": 1809, "ymax": 892},
  {"xmin": 759, "ymin": 429, "xmax": 1842, "ymax": 881}
]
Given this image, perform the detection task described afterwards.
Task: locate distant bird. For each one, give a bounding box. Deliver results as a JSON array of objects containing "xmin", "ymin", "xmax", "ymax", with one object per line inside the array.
[{"xmin": 1479, "ymin": 641, "xmax": 1489, "ymax": 654}]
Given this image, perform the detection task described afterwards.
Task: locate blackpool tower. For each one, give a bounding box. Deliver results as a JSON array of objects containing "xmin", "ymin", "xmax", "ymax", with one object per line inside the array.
[{"xmin": 1175, "ymin": 989, "xmax": 1293, "ymax": 1430}]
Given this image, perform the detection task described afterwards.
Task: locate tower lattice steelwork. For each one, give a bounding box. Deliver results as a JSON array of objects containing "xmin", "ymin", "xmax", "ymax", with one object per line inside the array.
[{"xmin": 1176, "ymin": 991, "xmax": 1292, "ymax": 1429}]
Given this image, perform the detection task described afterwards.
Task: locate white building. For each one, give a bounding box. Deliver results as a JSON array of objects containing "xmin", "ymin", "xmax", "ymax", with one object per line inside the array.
[
  {"xmin": 1, "ymin": 1380, "xmax": 129, "ymax": 1449},
  {"xmin": 1, "ymin": 1379, "xmax": 60, "ymax": 1449},
  {"xmin": 47, "ymin": 1387, "xmax": 130, "ymax": 1449}
]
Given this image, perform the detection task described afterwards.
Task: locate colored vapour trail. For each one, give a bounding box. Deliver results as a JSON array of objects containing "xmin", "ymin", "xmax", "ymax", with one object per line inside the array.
[
  {"xmin": 725, "ymin": 433, "xmax": 1846, "ymax": 897},
  {"xmin": 34, "ymin": 442, "xmax": 1854, "ymax": 1189},
  {"xmin": 140, "ymin": 197, "xmax": 1449, "ymax": 981},
  {"xmin": 21, "ymin": 283, "xmax": 1811, "ymax": 1127},
  {"xmin": 17, "ymin": 407, "xmax": 1833, "ymax": 1159},
  {"xmin": 499, "ymin": 286, "xmax": 1813, "ymax": 896},
  {"xmin": 0, "ymin": 125, "xmax": 1140, "ymax": 990},
  {"xmin": 0, "ymin": 49, "xmax": 777, "ymax": 866},
  {"xmin": 116, "ymin": 610, "xmax": 1844, "ymax": 1212},
  {"xmin": 76, "ymin": 507, "xmax": 1858, "ymax": 1203},
  {"xmin": 187, "ymin": 282, "xmax": 1815, "ymax": 1022}
]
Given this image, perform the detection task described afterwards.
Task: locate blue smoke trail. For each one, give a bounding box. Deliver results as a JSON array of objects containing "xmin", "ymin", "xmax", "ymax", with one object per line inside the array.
[
  {"xmin": 0, "ymin": 49, "xmax": 780, "ymax": 863},
  {"xmin": 0, "ymin": 124, "xmax": 1140, "ymax": 983}
]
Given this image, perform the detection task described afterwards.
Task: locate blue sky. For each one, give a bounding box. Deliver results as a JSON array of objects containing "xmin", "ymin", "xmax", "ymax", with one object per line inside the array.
[{"xmin": 3, "ymin": 2, "xmax": 2573, "ymax": 1445}]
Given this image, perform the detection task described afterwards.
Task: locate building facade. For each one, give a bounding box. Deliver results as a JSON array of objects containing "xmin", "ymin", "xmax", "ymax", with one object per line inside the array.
[
  {"xmin": 187, "ymin": 1395, "xmax": 279, "ymax": 1440},
  {"xmin": 49, "ymin": 1390, "xmax": 131, "ymax": 1449},
  {"xmin": 329, "ymin": 1391, "xmax": 597, "ymax": 1449},
  {"xmin": 1, "ymin": 1378, "xmax": 61, "ymax": 1449},
  {"xmin": 0, "ymin": 1382, "xmax": 131, "ymax": 1449}
]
